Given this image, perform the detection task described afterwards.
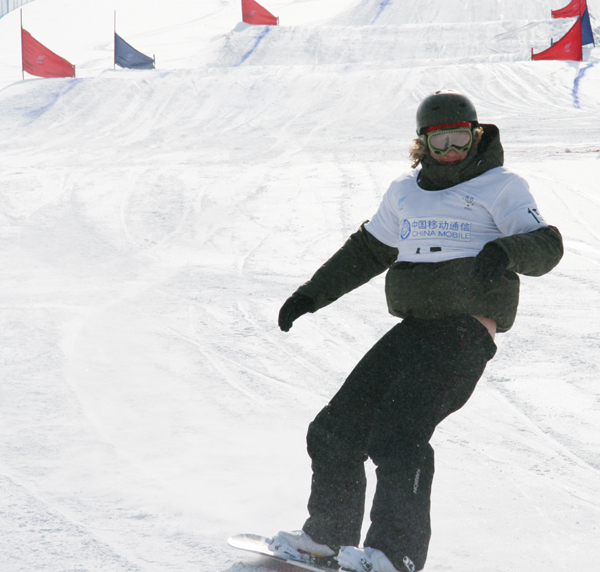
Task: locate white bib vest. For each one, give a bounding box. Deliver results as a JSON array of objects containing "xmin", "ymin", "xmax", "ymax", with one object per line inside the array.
[{"xmin": 365, "ymin": 167, "xmax": 547, "ymax": 263}]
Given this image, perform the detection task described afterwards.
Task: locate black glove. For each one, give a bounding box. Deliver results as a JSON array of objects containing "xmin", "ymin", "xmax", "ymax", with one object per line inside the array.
[
  {"xmin": 472, "ymin": 242, "xmax": 510, "ymax": 283},
  {"xmin": 278, "ymin": 293, "xmax": 316, "ymax": 332}
]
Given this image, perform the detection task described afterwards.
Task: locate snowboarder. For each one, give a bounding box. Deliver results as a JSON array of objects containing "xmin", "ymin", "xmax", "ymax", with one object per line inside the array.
[{"xmin": 273, "ymin": 90, "xmax": 563, "ymax": 572}]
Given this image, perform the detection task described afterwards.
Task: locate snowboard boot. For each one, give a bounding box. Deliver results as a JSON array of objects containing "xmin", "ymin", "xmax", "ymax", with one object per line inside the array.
[
  {"xmin": 337, "ymin": 546, "xmax": 422, "ymax": 572},
  {"xmin": 269, "ymin": 530, "xmax": 337, "ymax": 559}
]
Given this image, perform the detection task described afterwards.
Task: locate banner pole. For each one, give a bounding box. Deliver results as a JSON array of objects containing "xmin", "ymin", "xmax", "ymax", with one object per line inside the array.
[
  {"xmin": 20, "ymin": 9, "xmax": 24, "ymax": 80},
  {"xmin": 114, "ymin": 11, "xmax": 116, "ymax": 69}
]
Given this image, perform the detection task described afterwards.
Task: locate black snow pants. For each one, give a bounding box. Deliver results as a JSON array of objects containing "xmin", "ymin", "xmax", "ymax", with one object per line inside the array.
[{"xmin": 302, "ymin": 315, "xmax": 497, "ymax": 572}]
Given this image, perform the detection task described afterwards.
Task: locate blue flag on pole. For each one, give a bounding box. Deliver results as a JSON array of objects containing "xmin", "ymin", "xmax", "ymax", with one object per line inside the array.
[
  {"xmin": 581, "ymin": 8, "xmax": 595, "ymax": 46},
  {"xmin": 114, "ymin": 33, "xmax": 155, "ymax": 70}
]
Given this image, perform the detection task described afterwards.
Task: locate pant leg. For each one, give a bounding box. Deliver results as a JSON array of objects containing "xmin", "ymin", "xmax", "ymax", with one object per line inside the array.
[
  {"xmin": 303, "ymin": 321, "xmax": 425, "ymax": 549},
  {"xmin": 365, "ymin": 316, "xmax": 497, "ymax": 572}
]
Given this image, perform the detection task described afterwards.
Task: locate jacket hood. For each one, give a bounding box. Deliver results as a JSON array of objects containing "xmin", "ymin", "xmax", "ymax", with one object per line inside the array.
[{"xmin": 417, "ymin": 124, "xmax": 504, "ymax": 191}]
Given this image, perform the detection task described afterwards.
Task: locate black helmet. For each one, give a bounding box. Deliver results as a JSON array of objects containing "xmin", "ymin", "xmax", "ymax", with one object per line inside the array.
[{"xmin": 416, "ymin": 90, "xmax": 478, "ymax": 134}]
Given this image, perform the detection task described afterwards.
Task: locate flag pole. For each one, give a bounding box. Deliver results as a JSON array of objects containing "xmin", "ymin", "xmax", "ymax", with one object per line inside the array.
[
  {"xmin": 114, "ymin": 11, "xmax": 116, "ymax": 69},
  {"xmin": 20, "ymin": 9, "xmax": 24, "ymax": 80}
]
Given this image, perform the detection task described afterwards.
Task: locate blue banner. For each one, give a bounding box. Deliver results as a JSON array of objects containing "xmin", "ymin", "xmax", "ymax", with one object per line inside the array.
[
  {"xmin": 581, "ymin": 8, "xmax": 595, "ymax": 46},
  {"xmin": 114, "ymin": 33, "xmax": 155, "ymax": 70}
]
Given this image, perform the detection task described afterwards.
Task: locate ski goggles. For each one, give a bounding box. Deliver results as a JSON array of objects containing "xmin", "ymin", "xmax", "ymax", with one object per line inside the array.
[{"xmin": 424, "ymin": 125, "xmax": 474, "ymax": 156}]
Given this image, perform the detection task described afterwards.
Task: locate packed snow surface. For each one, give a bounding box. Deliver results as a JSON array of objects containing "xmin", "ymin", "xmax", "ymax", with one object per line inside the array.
[{"xmin": 0, "ymin": 0, "xmax": 599, "ymax": 571}]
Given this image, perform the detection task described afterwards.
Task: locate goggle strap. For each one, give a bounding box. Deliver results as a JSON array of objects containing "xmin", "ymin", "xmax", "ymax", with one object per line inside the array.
[{"xmin": 424, "ymin": 121, "xmax": 473, "ymax": 134}]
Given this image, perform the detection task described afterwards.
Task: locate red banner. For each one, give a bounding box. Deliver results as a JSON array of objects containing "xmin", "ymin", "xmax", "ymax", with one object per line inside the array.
[
  {"xmin": 532, "ymin": 17, "xmax": 583, "ymax": 61},
  {"xmin": 242, "ymin": 0, "xmax": 278, "ymax": 25},
  {"xmin": 22, "ymin": 29, "xmax": 75, "ymax": 78},
  {"xmin": 552, "ymin": 0, "xmax": 583, "ymax": 18}
]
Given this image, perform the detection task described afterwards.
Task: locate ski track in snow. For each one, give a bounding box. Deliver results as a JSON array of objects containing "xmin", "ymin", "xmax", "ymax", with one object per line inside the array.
[{"xmin": 0, "ymin": 0, "xmax": 599, "ymax": 571}]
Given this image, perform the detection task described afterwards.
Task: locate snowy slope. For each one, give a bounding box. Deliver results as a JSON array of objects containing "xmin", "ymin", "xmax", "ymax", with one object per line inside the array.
[
  {"xmin": 334, "ymin": 0, "xmax": 560, "ymax": 25},
  {"xmin": 0, "ymin": 0, "xmax": 599, "ymax": 571}
]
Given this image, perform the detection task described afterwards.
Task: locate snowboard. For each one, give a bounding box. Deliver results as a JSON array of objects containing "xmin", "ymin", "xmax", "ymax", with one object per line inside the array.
[{"xmin": 228, "ymin": 533, "xmax": 340, "ymax": 572}]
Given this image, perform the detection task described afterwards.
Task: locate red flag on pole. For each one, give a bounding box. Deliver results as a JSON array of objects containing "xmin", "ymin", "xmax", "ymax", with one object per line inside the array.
[
  {"xmin": 21, "ymin": 28, "xmax": 76, "ymax": 78},
  {"xmin": 552, "ymin": 0, "xmax": 582, "ymax": 18},
  {"xmin": 242, "ymin": 0, "xmax": 278, "ymax": 25},
  {"xmin": 532, "ymin": 16, "xmax": 583, "ymax": 61}
]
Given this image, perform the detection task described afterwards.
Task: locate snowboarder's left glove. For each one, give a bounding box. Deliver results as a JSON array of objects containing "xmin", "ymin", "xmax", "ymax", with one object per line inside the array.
[
  {"xmin": 472, "ymin": 242, "xmax": 509, "ymax": 283},
  {"xmin": 278, "ymin": 294, "xmax": 316, "ymax": 332}
]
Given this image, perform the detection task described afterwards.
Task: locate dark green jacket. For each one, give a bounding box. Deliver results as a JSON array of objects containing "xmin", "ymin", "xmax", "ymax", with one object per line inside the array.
[{"xmin": 294, "ymin": 126, "xmax": 564, "ymax": 332}]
